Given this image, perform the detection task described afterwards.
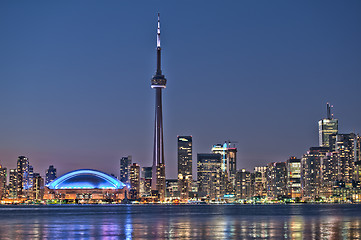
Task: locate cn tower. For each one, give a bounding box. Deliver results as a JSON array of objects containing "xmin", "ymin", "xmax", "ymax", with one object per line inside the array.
[{"xmin": 151, "ymin": 13, "xmax": 166, "ymax": 201}]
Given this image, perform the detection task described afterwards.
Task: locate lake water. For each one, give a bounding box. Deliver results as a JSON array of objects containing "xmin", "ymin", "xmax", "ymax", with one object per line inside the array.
[{"xmin": 0, "ymin": 204, "xmax": 361, "ymax": 239}]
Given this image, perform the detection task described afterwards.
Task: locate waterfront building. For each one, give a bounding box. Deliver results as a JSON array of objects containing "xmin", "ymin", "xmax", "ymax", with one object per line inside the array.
[
  {"xmin": 166, "ymin": 179, "xmax": 179, "ymax": 199},
  {"xmin": 151, "ymin": 14, "xmax": 167, "ymax": 201},
  {"xmin": 301, "ymin": 147, "xmax": 329, "ymax": 200},
  {"xmin": 211, "ymin": 142, "xmax": 237, "ymax": 177},
  {"xmin": 120, "ymin": 156, "xmax": 132, "ymax": 185},
  {"xmin": 177, "ymin": 136, "xmax": 192, "ymax": 200},
  {"xmin": 254, "ymin": 166, "xmax": 267, "ymax": 197},
  {"xmin": 286, "ymin": 157, "xmax": 301, "ymax": 199},
  {"xmin": 44, "ymin": 169, "xmax": 127, "ymax": 202},
  {"xmin": 0, "ymin": 165, "xmax": 6, "ymax": 199},
  {"xmin": 29, "ymin": 165, "xmax": 34, "ymax": 189},
  {"xmin": 267, "ymin": 162, "xmax": 287, "ymax": 199},
  {"xmin": 129, "ymin": 163, "xmax": 140, "ymax": 199},
  {"xmin": 320, "ymin": 152, "xmax": 338, "ymax": 197},
  {"xmin": 190, "ymin": 180, "xmax": 198, "ymax": 198},
  {"xmin": 197, "ymin": 153, "xmax": 222, "ymax": 200},
  {"xmin": 140, "ymin": 167, "xmax": 152, "ymax": 197},
  {"xmin": 356, "ymin": 135, "xmax": 361, "ymax": 181},
  {"xmin": 333, "ymin": 181, "xmax": 361, "ymax": 203},
  {"xmin": 17, "ymin": 156, "xmax": 30, "ymax": 197},
  {"xmin": 32, "ymin": 174, "xmax": 44, "ymax": 200},
  {"xmin": 318, "ymin": 103, "xmax": 338, "ymax": 150},
  {"xmin": 211, "ymin": 142, "xmax": 238, "ymax": 195},
  {"xmin": 46, "ymin": 165, "xmax": 57, "ymax": 185},
  {"xmin": 8, "ymin": 169, "xmax": 17, "ymax": 199},
  {"xmin": 236, "ymin": 169, "xmax": 253, "ymax": 200},
  {"xmin": 335, "ymin": 133, "xmax": 356, "ymax": 183}
]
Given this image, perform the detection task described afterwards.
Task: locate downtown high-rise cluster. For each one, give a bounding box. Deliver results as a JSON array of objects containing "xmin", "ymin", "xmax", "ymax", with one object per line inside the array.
[
  {"xmin": 120, "ymin": 103, "xmax": 361, "ymax": 203},
  {"xmin": 0, "ymin": 158, "xmax": 56, "ymax": 201}
]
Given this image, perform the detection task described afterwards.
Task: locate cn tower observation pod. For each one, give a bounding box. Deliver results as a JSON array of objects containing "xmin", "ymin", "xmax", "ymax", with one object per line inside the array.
[{"xmin": 47, "ymin": 169, "xmax": 126, "ymax": 190}]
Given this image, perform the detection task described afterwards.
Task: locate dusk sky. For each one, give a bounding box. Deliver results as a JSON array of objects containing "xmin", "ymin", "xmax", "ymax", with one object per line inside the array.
[{"xmin": 1, "ymin": 1, "xmax": 360, "ymax": 179}]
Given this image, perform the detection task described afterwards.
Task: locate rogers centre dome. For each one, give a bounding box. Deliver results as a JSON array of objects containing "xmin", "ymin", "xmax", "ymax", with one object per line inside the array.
[{"xmin": 47, "ymin": 169, "xmax": 126, "ymax": 190}]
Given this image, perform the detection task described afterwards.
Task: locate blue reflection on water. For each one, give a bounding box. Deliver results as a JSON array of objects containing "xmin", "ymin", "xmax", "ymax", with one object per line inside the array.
[{"xmin": 0, "ymin": 204, "xmax": 361, "ymax": 239}]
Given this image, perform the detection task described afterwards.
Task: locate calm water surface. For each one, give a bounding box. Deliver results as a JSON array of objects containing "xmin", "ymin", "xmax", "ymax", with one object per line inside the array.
[{"xmin": 0, "ymin": 204, "xmax": 361, "ymax": 239}]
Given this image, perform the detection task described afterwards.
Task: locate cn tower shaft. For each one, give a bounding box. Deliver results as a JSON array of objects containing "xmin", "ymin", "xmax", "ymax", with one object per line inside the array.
[{"xmin": 151, "ymin": 13, "xmax": 166, "ymax": 201}]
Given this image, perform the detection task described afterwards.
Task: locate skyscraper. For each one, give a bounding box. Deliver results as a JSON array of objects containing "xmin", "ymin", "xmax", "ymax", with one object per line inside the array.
[
  {"xmin": 0, "ymin": 165, "xmax": 6, "ymax": 199},
  {"xmin": 336, "ymin": 133, "xmax": 356, "ymax": 182},
  {"xmin": 9, "ymin": 169, "xmax": 17, "ymax": 199},
  {"xmin": 301, "ymin": 147, "xmax": 329, "ymax": 200},
  {"xmin": 197, "ymin": 153, "xmax": 222, "ymax": 199},
  {"xmin": 129, "ymin": 163, "xmax": 140, "ymax": 199},
  {"xmin": 177, "ymin": 136, "xmax": 192, "ymax": 200},
  {"xmin": 141, "ymin": 167, "xmax": 152, "ymax": 197},
  {"xmin": 45, "ymin": 165, "xmax": 57, "ymax": 185},
  {"xmin": 151, "ymin": 14, "xmax": 167, "ymax": 201},
  {"xmin": 120, "ymin": 156, "xmax": 132, "ymax": 185},
  {"xmin": 286, "ymin": 157, "xmax": 301, "ymax": 199},
  {"xmin": 266, "ymin": 162, "xmax": 288, "ymax": 199},
  {"xmin": 17, "ymin": 156, "xmax": 30, "ymax": 197},
  {"xmin": 318, "ymin": 103, "xmax": 338, "ymax": 149}
]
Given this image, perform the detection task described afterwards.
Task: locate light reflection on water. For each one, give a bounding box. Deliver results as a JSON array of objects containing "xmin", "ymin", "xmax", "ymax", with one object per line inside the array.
[{"xmin": 0, "ymin": 205, "xmax": 361, "ymax": 239}]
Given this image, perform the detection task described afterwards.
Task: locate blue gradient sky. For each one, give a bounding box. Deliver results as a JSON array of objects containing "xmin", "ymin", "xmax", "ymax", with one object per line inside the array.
[{"xmin": 1, "ymin": 1, "xmax": 360, "ymax": 178}]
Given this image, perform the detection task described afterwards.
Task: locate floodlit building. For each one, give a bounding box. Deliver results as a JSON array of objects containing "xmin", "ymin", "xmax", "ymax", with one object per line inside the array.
[
  {"xmin": 44, "ymin": 169, "xmax": 127, "ymax": 202},
  {"xmin": 267, "ymin": 162, "xmax": 287, "ymax": 199},
  {"xmin": 0, "ymin": 165, "xmax": 6, "ymax": 199},
  {"xmin": 129, "ymin": 163, "xmax": 140, "ymax": 199},
  {"xmin": 8, "ymin": 169, "xmax": 17, "ymax": 199},
  {"xmin": 254, "ymin": 166, "xmax": 267, "ymax": 197},
  {"xmin": 286, "ymin": 157, "xmax": 301, "ymax": 199},
  {"xmin": 120, "ymin": 156, "xmax": 132, "ymax": 185},
  {"xmin": 336, "ymin": 133, "xmax": 356, "ymax": 183},
  {"xmin": 32, "ymin": 174, "xmax": 44, "ymax": 200},
  {"xmin": 141, "ymin": 167, "xmax": 152, "ymax": 197},
  {"xmin": 301, "ymin": 147, "xmax": 329, "ymax": 200},
  {"xmin": 17, "ymin": 156, "xmax": 30, "ymax": 197},
  {"xmin": 177, "ymin": 136, "xmax": 192, "ymax": 200},
  {"xmin": 318, "ymin": 103, "xmax": 338, "ymax": 150},
  {"xmin": 236, "ymin": 169, "xmax": 253, "ymax": 200},
  {"xmin": 197, "ymin": 153, "xmax": 222, "ymax": 199}
]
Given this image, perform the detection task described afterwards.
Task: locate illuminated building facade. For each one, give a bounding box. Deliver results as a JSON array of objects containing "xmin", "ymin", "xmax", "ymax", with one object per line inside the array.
[
  {"xmin": 44, "ymin": 169, "xmax": 127, "ymax": 202},
  {"xmin": 46, "ymin": 165, "xmax": 57, "ymax": 185},
  {"xmin": 141, "ymin": 167, "xmax": 152, "ymax": 197},
  {"xmin": 320, "ymin": 152, "xmax": 338, "ymax": 197},
  {"xmin": 151, "ymin": 14, "xmax": 167, "ymax": 201},
  {"xmin": 286, "ymin": 157, "xmax": 301, "ymax": 198},
  {"xmin": 236, "ymin": 169, "xmax": 253, "ymax": 200},
  {"xmin": 197, "ymin": 153, "xmax": 222, "ymax": 199},
  {"xmin": 32, "ymin": 174, "xmax": 44, "ymax": 200},
  {"xmin": 129, "ymin": 163, "xmax": 140, "ymax": 199},
  {"xmin": 120, "ymin": 155, "xmax": 132, "ymax": 185},
  {"xmin": 8, "ymin": 169, "xmax": 17, "ymax": 199},
  {"xmin": 254, "ymin": 166, "xmax": 267, "ymax": 197},
  {"xmin": 177, "ymin": 136, "xmax": 192, "ymax": 200},
  {"xmin": 301, "ymin": 147, "xmax": 329, "ymax": 199},
  {"xmin": 0, "ymin": 165, "xmax": 6, "ymax": 199},
  {"xmin": 267, "ymin": 162, "xmax": 287, "ymax": 199},
  {"xmin": 336, "ymin": 133, "xmax": 356, "ymax": 182},
  {"xmin": 318, "ymin": 103, "xmax": 338, "ymax": 150},
  {"xmin": 17, "ymin": 156, "xmax": 30, "ymax": 197},
  {"xmin": 166, "ymin": 179, "xmax": 179, "ymax": 199}
]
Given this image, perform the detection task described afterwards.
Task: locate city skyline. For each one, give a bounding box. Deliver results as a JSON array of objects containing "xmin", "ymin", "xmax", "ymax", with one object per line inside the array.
[{"xmin": 1, "ymin": 1, "xmax": 361, "ymax": 178}]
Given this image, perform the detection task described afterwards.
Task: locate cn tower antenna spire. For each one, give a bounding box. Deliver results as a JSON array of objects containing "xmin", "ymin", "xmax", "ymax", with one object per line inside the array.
[
  {"xmin": 156, "ymin": 13, "xmax": 162, "ymax": 75},
  {"xmin": 157, "ymin": 13, "xmax": 161, "ymax": 48}
]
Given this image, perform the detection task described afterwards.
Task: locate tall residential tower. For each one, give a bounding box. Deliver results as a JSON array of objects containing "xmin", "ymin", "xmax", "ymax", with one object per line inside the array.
[{"xmin": 151, "ymin": 14, "xmax": 167, "ymax": 201}]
